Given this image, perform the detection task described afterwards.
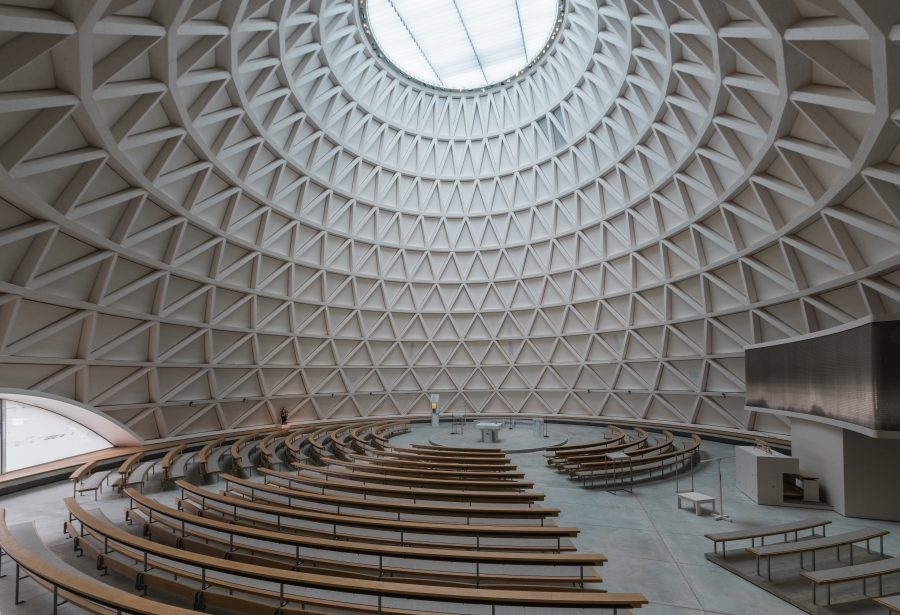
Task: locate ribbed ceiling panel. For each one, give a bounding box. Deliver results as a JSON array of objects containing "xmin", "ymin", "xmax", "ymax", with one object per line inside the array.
[{"xmin": 0, "ymin": 0, "xmax": 898, "ymax": 442}]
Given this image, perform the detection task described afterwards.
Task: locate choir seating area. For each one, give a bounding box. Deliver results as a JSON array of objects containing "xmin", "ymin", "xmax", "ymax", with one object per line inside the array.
[{"xmin": 1, "ymin": 420, "xmax": 649, "ymax": 615}]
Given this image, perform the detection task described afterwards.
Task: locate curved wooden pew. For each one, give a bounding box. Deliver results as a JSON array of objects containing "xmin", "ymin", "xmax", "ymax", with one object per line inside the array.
[
  {"xmin": 129, "ymin": 491, "xmax": 592, "ymax": 579},
  {"xmin": 298, "ymin": 463, "xmax": 533, "ymax": 491},
  {"xmin": 230, "ymin": 430, "xmax": 266, "ymax": 475},
  {"xmin": 370, "ymin": 421, "xmax": 411, "ymax": 450},
  {"xmin": 366, "ymin": 448, "xmax": 513, "ymax": 464},
  {"xmin": 259, "ymin": 467, "xmax": 544, "ymax": 504},
  {"xmin": 324, "ymin": 455, "xmax": 526, "ymax": 480},
  {"xmin": 66, "ymin": 498, "xmax": 647, "ymax": 612},
  {"xmin": 259, "ymin": 432, "xmax": 287, "ymax": 468},
  {"xmin": 284, "ymin": 425, "xmax": 315, "ymax": 465},
  {"xmin": 561, "ymin": 430, "xmax": 672, "ymax": 470},
  {"xmin": 344, "ymin": 454, "xmax": 517, "ymax": 473},
  {"xmin": 197, "ymin": 437, "xmax": 225, "ymax": 476},
  {"xmin": 395, "ymin": 444, "xmax": 507, "ymax": 458},
  {"xmin": 350, "ymin": 422, "xmax": 381, "ymax": 453},
  {"xmin": 137, "ymin": 486, "xmax": 575, "ymax": 543},
  {"xmin": 160, "ymin": 444, "xmax": 186, "ymax": 481},
  {"xmin": 69, "ymin": 461, "xmax": 111, "ymax": 500},
  {"xmin": 201, "ymin": 443, "xmax": 230, "ymax": 481},
  {"xmin": 0, "ymin": 509, "xmax": 192, "ymax": 615},
  {"xmin": 570, "ymin": 435, "xmax": 701, "ymax": 482},
  {"xmin": 545, "ymin": 425, "xmax": 626, "ymax": 458},
  {"xmin": 207, "ymin": 475, "xmax": 558, "ymax": 522}
]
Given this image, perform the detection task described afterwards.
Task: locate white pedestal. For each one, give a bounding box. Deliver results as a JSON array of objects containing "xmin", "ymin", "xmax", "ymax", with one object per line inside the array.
[{"xmin": 735, "ymin": 446, "xmax": 799, "ymax": 505}]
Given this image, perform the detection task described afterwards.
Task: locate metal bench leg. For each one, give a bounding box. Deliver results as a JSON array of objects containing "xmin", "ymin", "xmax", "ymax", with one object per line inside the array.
[
  {"xmin": 15, "ymin": 564, "xmax": 27, "ymax": 604},
  {"xmin": 827, "ymin": 583, "xmax": 830, "ymax": 606},
  {"xmin": 812, "ymin": 582, "xmax": 816, "ymax": 605},
  {"xmin": 768, "ymin": 556, "xmax": 771, "ymax": 581}
]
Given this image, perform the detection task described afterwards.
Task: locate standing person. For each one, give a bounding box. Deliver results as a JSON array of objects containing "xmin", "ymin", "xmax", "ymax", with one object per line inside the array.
[{"xmin": 280, "ymin": 407, "xmax": 288, "ymax": 428}]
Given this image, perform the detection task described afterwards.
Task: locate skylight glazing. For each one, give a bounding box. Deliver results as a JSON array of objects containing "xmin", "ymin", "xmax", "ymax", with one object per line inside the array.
[{"xmin": 364, "ymin": 0, "xmax": 563, "ymax": 90}]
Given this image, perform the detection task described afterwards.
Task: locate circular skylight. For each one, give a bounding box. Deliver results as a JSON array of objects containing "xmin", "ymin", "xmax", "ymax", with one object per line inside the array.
[{"xmin": 364, "ymin": 0, "xmax": 562, "ymax": 91}]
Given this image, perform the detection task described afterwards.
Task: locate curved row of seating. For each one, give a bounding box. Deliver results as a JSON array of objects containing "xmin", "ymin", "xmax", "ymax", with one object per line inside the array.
[
  {"xmin": 4, "ymin": 419, "xmax": 649, "ymax": 614},
  {"xmin": 544, "ymin": 426, "xmax": 702, "ymax": 484}
]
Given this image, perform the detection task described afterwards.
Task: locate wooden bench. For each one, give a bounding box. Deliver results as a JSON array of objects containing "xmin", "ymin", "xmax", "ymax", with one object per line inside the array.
[
  {"xmin": 571, "ymin": 435, "xmax": 701, "ymax": 482},
  {"xmin": 160, "ymin": 444, "xmax": 186, "ymax": 482},
  {"xmin": 876, "ymin": 594, "xmax": 900, "ymax": 613},
  {"xmin": 260, "ymin": 467, "xmax": 545, "ymax": 505},
  {"xmin": 166, "ymin": 451, "xmax": 196, "ymax": 483},
  {"xmin": 561, "ymin": 431, "xmax": 677, "ymax": 471},
  {"xmin": 350, "ymin": 423, "xmax": 384, "ymax": 453},
  {"xmin": 367, "ymin": 448, "xmax": 513, "ymax": 464},
  {"xmin": 111, "ymin": 459, "xmax": 157, "ymax": 494},
  {"xmin": 230, "ymin": 431, "xmax": 265, "ymax": 475},
  {"xmin": 298, "ymin": 464, "xmax": 534, "ymax": 491},
  {"xmin": 130, "ymin": 484, "xmax": 577, "ymax": 546},
  {"xmin": 127, "ymin": 492, "xmax": 600, "ymax": 586},
  {"xmin": 383, "ymin": 445, "xmax": 509, "ymax": 458},
  {"xmin": 66, "ymin": 498, "xmax": 647, "ymax": 612},
  {"xmin": 194, "ymin": 476, "xmax": 559, "ymax": 523},
  {"xmin": 346, "ymin": 455, "xmax": 518, "ymax": 473},
  {"xmin": 801, "ymin": 554, "xmax": 899, "ymax": 605},
  {"xmin": 370, "ymin": 421, "xmax": 412, "ymax": 450},
  {"xmin": 259, "ymin": 433, "xmax": 287, "ymax": 468},
  {"xmin": 705, "ymin": 517, "xmax": 831, "ymax": 557},
  {"xmin": 69, "ymin": 461, "xmax": 111, "ymax": 500},
  {"xmin": 544, "ymin": 426, "xmax": 626, "ymax": 460},
  {"xmin": 0, "ymin": 510, "xmax": 192, "ymax": 615},
  {"xmin": 284, "ymin": 426, "xmax": 315, "ymax": 465},
  {"xmin": 197, "ymin": 437, "xmax": 224, "ymax": 476},
  {"xmin": 557, "ymin": 429, "xmax": 651, "ymax": 468},
  {"xmin": 110, "ymin": 451, "xmax": 143, "ymax": 494},
  {"xmin": 325, "ymin": 455, "xmax": 526, "ymax": 480},
  {"xmin": 747, "ymin": 527, "xmax": 890, "ymax": 581},
  {"xmin": 202, "ymin": 443, "xmax": 230, "ymax": 481}
]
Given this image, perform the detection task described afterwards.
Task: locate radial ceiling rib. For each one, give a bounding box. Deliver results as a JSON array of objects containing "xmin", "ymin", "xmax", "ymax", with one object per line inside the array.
[
  {"xmin": 0, "ymin": 0, "xmax": 897, "ymax": 445},
  {"xmin": 450, "ymin": 0, "xmax": 488, "ymax": 85},
  {"xmin": 385, "ymin": 0, "xmax": 444, "ymax": 86},
  {"xmin": 514, "ymin": 0, "xmax": 530, "ymax": 61}
]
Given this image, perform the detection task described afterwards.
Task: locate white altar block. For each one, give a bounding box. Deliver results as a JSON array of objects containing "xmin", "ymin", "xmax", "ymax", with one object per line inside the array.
[
  {"xmin": 475, "ymin": 422, "xmax": 503, "ymax": 443},
  {"xmin": 735, "ymin": 446, "xmax": 799, "ymax": 505}
]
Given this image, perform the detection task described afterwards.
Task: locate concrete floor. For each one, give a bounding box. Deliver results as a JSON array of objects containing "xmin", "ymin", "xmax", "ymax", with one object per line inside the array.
[{"xmin": 1, "ymin": 422, "xmax": 899, "ymax": 615}]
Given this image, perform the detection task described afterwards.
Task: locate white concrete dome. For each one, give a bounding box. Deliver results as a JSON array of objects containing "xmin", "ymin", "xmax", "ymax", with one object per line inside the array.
[{"xmin": 0, "ymin": 0, "xmax": 899, "ymax": 442}]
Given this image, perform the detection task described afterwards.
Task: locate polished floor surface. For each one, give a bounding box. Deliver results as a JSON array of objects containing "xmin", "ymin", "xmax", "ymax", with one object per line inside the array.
[{"xmin": 1, "ymin": 423, "xmax": 899, "ymax": 615}]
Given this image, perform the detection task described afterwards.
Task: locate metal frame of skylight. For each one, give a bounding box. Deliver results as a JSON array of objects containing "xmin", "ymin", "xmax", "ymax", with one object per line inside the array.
[{"xmin": 358, "ymin": 0, "xmax": 567, "ymax": 94}]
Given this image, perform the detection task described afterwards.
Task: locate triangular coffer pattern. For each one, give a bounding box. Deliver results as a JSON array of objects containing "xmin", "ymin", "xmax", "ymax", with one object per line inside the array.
[{"xmin": 0, "ymin": 0, "xmax": 899, "ymax": 442}]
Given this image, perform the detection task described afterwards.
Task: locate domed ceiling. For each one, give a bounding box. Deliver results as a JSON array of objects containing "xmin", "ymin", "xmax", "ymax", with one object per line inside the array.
[{"xmin": 0, "ymin": 0, "xmax": 899, "ymax": 442}]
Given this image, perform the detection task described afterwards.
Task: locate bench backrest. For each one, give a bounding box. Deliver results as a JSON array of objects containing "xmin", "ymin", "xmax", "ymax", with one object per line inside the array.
[
  {"xmin": 162, "ymin": 444, "xmax": 186, "ymax": 470},
  {"xmin": 198, "ymin": 437, "xmax": 226, "ymax": 464},
  {"xmin": 69, "ymin": 461, "xmax": 97, "ymax": 482},
  {"xmin": 116, "ymin": 451, "xmax": 143, "ymax": 476}
]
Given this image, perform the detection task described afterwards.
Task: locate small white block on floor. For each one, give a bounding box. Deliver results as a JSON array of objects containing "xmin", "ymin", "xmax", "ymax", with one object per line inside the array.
[{"xmin": 677, "ymin": 491, "xmax": 717, "ymax": 516}]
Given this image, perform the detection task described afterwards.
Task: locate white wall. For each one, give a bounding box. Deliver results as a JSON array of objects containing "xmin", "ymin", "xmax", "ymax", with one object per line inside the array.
[
  {"xmin": 792, "ymin": 418, "xmax": 900, "ymax": 521},
  {"xmin": 791, "ymin": 419, "xmax": 846, "ymax": 514}
]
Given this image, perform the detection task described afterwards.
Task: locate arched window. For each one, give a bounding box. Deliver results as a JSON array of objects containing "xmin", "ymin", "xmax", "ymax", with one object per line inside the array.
[{"xmin": 1, "ymin": 398, "xmax": 112, "ymax": 473}]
